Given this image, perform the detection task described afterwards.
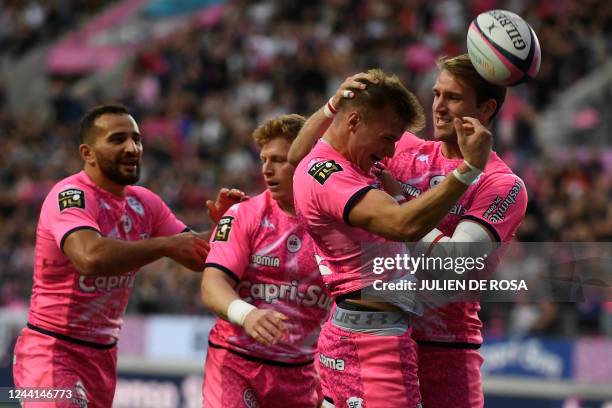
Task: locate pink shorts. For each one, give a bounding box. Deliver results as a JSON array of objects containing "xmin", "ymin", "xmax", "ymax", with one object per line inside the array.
[
  {"xmin": 416, "ymin": 343, "xmax": 484, "ymax": 408},
  {"xmin": 317, "ymin": 304, "xmax": 421, "ymax": 408},
  {"xmin": 202, "ymin": 343, "xmax": 321, "ymax": 407},
  {"xmin": 13, "ymin": 326, "xmax": 117, "ymax": 408}
]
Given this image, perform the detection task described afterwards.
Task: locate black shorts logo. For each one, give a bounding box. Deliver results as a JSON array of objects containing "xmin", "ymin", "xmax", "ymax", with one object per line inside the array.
[
  {"xmin": 213, "ymin": 216, "xmax": 234, "ymax": 242},
  {"xmin": 58, "ymin": 188, "xmax": 85, "ymax": 211},
  {"xmin": 308, "ymin": 160, "xmax": 343, "ymax": 185}
]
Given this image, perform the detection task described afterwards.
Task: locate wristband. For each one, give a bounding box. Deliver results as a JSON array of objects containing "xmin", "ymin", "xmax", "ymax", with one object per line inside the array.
[
  {"xmin": 227, "ymin": 299, "xmax": 256, "ymax": 326},
  {"xmin": 323, "ymin": 97, "xmax": 337, "ymax": 119},
  {"xmin": 452, "ymin": 160, "xmax": 483, "ymax": 186}
]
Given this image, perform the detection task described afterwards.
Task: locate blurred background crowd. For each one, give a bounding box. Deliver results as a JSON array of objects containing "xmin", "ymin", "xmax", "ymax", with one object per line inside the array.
[{"xmin": 0, "ymin": 0, "xmax": 610, "ymax": 337}]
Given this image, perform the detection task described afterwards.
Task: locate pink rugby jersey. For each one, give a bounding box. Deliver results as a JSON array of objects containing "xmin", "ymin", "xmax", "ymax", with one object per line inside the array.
[
  {"xmin": 293, "ymin": 140, "xmax": 401, "ymax": 299},
  {"xmin": 29, "ymin": 171, "xmax": 186, "ymax": 345},
  {"xmin": 385, "ymin": 132, "xmax": 528, "ymax": 344},
  {"xmin": 205, "ymin": 190, "xmax": 330, "ymax": 364}
]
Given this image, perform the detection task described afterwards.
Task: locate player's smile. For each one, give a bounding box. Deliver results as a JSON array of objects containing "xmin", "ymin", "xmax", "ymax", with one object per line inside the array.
[{"xmin": 435, "ymin": 115, "xmax": 453, "ymax": 128}]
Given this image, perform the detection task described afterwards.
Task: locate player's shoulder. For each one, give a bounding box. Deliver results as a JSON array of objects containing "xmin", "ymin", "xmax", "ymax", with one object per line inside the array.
[
  {"xmin": 296, "ymin": 142, "xmax": 349, "ymax": 186},
  {"xmin": 397, "ymin": 131, "xmax": 429, "ymax": 150},
  {"xmin": 478, "ymin": 162, "xmax": 527, "ymax": 204},
  {"xmin": 484, "ymin": 152, "xmax": 514, "ymax": 174},
  {"xmin": 46, "ymin": 172, "xmax": 94, "ymax": 212},
  {"xmin": 483, "ymin": 153, "xmax": 525, "ymax": 187},
  {"xmin": 222, "ymin": 190, "xmax": 268, "ymax": 220},
  {"xmin": 125, "ymin": 185, "xmax": 160, "ymax": 202},
  {"xmin": 238, "ymin": 190, "xmax": 268, "ymax": 212},
  {"xmin": 393, "ymin": 132, "xmax": 437, "ymax": 161},
  {"xmin": 50, "ymin": 172, "xmax": 89, "ymax": 194}
]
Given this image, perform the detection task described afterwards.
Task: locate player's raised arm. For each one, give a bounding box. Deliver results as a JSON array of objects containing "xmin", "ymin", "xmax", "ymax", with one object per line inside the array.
[
  {"xmin": 350, "ymin": 116, "xmax": 492, "ymax": 242},
  {"xmin": 287, "ymin": 73, "xmax": 377, "ymax": 166}
]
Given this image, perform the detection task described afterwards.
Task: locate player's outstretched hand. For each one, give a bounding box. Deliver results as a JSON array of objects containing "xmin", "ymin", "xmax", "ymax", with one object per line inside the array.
[
  {"xmin": 329, "ymin": 72, "xmax": 380, "ymax": 110},
  {"xmin": 455, "ymin": 116, "xmax": 492, "ymax": 170},
  {"xmin": 371, "ymin": 162, "xmax": 403, "ymax": 197},
  {"xmin": 164, "ymin": 232, "xmax": 210, "ymax": 270},
  {"xmin": 243, "ymin": 309, "xmax": 288, "ymax": 346},
  {"xmin": 206, "ymin": 188, "xmax": 248, "ymax": 225}
]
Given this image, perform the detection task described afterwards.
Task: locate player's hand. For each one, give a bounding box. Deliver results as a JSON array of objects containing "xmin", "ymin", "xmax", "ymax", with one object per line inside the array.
[
  {"xmin": 243, "ymin": 309, "xmax": 288, "ymax": 346},
  {"xmin": 164, "ymin": 232, "xmax": 210, "ymax": 270},
  {"xmin": 206, "ymin": 188, "xmax": 248, "ymax": 224},
  {"xmin": 329, "ymin": 72, "xmax": 380, "ymax": 110},
  {"xmin": 455, "ymin": 116, "xmax": 492, "ymax": 170},
  {"xmin": 371, "ymin": 162, "xmax": 403, "ymax": 197}
]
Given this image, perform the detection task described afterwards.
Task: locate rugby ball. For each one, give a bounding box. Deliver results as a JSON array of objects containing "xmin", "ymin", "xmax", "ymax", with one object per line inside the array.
[{"xmin": 467, "ymin": 9, "xmax": 541, "ymax": 86}]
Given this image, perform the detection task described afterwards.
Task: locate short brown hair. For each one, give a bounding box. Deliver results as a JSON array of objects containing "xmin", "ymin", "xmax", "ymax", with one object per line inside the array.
[
  {"xmin": 79, "ymin": 103, "xmax": 131, "ymax": 144},
  {"xmin": 252, "ymin": 114, "xmax": 306, "ymax": 148},
  {"xmin": 341, "ymin": 69, "xmax": 425, "ymax": 134},
  {"xmin": 437, "ymin": 54, "xmax": 507, "ymax": 122}
]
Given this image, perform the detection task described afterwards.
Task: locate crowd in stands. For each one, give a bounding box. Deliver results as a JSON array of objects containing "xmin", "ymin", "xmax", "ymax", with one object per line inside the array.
[
  {"xmin": 0, "ymin": 0, "xmax": 610, "ymax": 336},
  {"xmin": 0, "ymin": 0, "xmax": 112, "ymax": 57}
]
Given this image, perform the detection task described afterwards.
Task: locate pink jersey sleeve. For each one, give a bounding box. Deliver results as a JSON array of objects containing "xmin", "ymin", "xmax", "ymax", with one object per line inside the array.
[
  {"xmin": 45, "ymin": 185, "xmax": 101, "ymax": 250},
  {"xmin": 205, "ymin": 202, "xmax": 254, "ymax": 281},
  {"xmin": 131, "ymin": 187, "xmax": 187, "ymax": 237},
  {"xmin": 463, "ymin": 174, "xmax": 528, "ymax": 241},
  {"xmin": 306, "ymin": 159, "xmax": 375, "ymax": 225}
]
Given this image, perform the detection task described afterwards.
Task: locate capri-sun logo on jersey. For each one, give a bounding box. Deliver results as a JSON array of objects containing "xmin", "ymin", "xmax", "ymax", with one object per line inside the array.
[
  {"xmin": 308, "ymin": 160, "xmax": 343, "ymax": 185},
  {"xmin": 79, "ymin": 272, "xmax": 136, "ymax": 292},
  {"xmin": 236, "ymin": 280, "xmax": 331, "ymax": 309}
]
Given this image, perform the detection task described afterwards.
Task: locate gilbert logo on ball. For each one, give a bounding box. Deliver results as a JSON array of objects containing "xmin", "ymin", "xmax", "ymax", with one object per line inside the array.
[{"xmin": 467, "ymin": 9, "xmax": 541, "ymax": 86}]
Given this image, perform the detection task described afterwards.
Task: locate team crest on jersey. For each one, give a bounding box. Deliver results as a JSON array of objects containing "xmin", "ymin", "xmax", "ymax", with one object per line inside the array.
[
  {"xmin": 429, "ymin": 175, "xmax": 446, "ymax": 187},
  {"xmin": 127, "ymin": 196, "xmax": 144, "ymax": 215},
  {"xmin": 71, "ymin": 380, "xmax": 89, "ymax": 407},
  {"xmin": 347, "ymin": 396, "xmax": 363, "ymax": 408},
  {"xmin": 308, "ymin": 160, "xmax": 343, "ymax": 185},
  {"xmin": 286, "ymin": 234, "xmax": 302, "ymax": 252},
  {"xmin": 58, "ymin": 188, "xmax": 85, "ymax": 211},
  {"xmin": 121, "ymin": 214, "xmax": 133, "ymax": 233},
  {"xmin": 214, "ymin": 216, "xmax": 234, "ymax": 242}
]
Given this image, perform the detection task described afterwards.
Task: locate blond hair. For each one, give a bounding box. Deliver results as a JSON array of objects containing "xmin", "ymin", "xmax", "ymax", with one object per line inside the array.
[{"xmin": 252, "ymin": 114, "xmax": 306, "ymax": 148}]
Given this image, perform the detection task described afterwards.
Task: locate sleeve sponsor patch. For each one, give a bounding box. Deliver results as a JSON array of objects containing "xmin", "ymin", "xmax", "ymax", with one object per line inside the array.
[
  {"xmin": 484, "ymin": 179, "xmax": 523, "ymax": 223},
  {"xmin": 58, "ymin": 188, "xmax": 86, "ymax": 211},
  {"xmin": 307, "ymin": 160, "xmax": 343, "ymax": 185},
  {"xmin": 213, "ymin": 216, "xmax": 234, "ymax": 242}
]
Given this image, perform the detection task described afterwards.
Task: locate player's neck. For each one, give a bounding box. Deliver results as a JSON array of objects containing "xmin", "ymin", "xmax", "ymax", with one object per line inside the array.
[
  {"xmin": 441, "ymin": 141, "xmax": 463, "ymax": 160},
  {"xmin": 323, "ymin": 128, "xmax": 349, "ymax": 158},
  {"xmin": 84, "ymin": 166, "xmax": 126, "ymax": 197},
  {"xmin": 277, "ymin": 198, "xmax": 296, "ymax": 216}
]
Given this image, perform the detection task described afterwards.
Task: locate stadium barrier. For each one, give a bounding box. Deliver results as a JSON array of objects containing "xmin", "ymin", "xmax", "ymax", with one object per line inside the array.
[{"xmin": 1, "ymin": 309, "xmax": 612, "ymax": 407}]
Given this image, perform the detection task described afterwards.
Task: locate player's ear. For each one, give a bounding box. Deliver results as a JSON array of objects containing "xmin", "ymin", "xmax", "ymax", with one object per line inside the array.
[
  {"xmin": 80, "ymin": 144, "xmax": 96, "ymax": 165},
  {"xmin": 480, "ymin": 99, "xmax": 497, "ymax": 125},
  {"xmin": 347, "ymin": 111, "xmax": 361, "ymax": 132}
]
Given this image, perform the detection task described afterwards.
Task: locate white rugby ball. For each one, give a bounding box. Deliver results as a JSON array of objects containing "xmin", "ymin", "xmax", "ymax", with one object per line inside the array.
[{"xmin": 467, "ymin": 9, "xmax": 541, "ymax": 86}]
